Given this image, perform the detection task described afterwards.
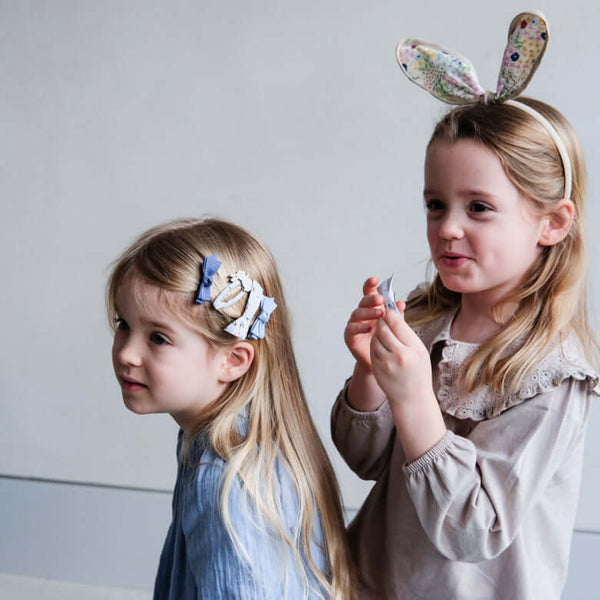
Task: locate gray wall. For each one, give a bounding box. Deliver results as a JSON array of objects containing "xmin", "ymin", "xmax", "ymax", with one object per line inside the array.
[
  {"xmin": 1, "ymin": 0, "xmax": 599, "ymax": 595},
  {"xmin": 1, "ymin": 476, "xmax": 598, "ymax": 598}
]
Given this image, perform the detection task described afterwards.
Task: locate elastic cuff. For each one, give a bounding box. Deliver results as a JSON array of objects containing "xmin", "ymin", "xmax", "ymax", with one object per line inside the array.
[
  {"xmin": 403, "ymin": 430, "xmax": 455, "ymax": 476},
  {"xmin": 340, "ymin": 388, "xmax": 392, "ymax": 420}
]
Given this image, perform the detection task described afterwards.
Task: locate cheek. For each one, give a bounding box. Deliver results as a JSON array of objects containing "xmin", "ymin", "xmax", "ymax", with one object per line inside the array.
[
  {"xmin": 111, "ymin": 333, "xmax": 130, "ymax": 371},
  {"xmin": 426, "ymin": 223, "xmax": 438, "ymax": 249},
  {"xmin": 111, "ymin": 339, "xmax": 120, "ymax": 369}
]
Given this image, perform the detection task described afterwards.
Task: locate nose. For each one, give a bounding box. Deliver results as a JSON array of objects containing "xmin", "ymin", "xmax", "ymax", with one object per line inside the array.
[
  {"xmin": 112, "ymin": 333, "xmax": 143, "ymax": 367},
  {"xmin": 437, "ymin": 210, "xmax": 465, "ymax": 240}
]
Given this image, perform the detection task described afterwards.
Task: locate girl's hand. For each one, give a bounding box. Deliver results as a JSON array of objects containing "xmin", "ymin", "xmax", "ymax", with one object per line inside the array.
[
  {"xmin": 344, "ymin": 277, "xmax": 385, "ymax": 370},
  {"xmin": 370, "ymin": 309, "xmax": 446, "ymax": 461},
  {"xmin": 370, "ymin": 308, "xmax": 434, "ymax": 408}
]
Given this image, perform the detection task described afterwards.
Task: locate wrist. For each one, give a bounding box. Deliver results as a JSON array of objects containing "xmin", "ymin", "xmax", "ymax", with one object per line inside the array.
[
  {"xmin": 353, "ymin": 360, "xmax": 373, "ymax": 378},
  {"xmin": 390, "ymin": 391, "xmax": 447, "ymax": 462},
  {"xmin": 347, "ymin": 363, "xmax": 386, "ymax": 412}
]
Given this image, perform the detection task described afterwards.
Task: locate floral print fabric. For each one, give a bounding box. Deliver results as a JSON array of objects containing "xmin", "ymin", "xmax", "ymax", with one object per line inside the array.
[
  {"xmin": 496, "ymin": 12, "xmax": 548, "ymax": 100},
  {"xmin": 396, "ymin": 11, "xmax": 549, "ymax": 105}
]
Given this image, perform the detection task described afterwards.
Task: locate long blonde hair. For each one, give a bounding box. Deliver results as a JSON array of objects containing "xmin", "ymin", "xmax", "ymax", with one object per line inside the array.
[
  {"xmin": 406, "ymin": 98, "xmax": 598, "ymax": 395},
  {"xmin": 107, "ymin": 217, "xmax": 355, "ymax": 598}
]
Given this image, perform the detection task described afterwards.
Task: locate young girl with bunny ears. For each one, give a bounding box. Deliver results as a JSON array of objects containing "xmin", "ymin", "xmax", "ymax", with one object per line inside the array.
[
  {"xmin": 107, "ymin": 217, "xmax": 355, "ymax": 599},
  {"xmin": 332, "ymin": 12, "xmax": 598, "ymax": 599}
]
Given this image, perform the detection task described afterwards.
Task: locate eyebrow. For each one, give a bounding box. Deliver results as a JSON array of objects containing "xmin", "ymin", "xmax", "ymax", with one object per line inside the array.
[
  {"xmin": 139, "ymin": 317, "xmax": 178, "ymax": 334},
  {"xmin": 423, "ymin": 188, "xmax": 496, "ymax": 198},
  {"xmin": 114, "ymin": 307, "xmax": 178, "ymax": 335}
]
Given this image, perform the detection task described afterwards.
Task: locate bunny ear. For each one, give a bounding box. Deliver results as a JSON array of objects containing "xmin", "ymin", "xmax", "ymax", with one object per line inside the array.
[
  {"xmin": 395, "ymin": 12, "xmax": 570, "ymax": 198},
  {"xmin": 396, "ymin": 39, "xmax": 485, "ymax": 105},
  {"xmin": 495, "ymin": 11, "xmax": 549, "ymax": 101}
]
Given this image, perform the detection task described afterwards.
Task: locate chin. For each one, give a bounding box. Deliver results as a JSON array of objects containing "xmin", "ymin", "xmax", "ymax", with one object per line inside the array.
[
  {"xmin": 122, "ymin": 396, "xmax": 151, "ymax": 415},
  {"xmin": 438, "ymin": 277, "xmax": 465, "ymax": 294}
]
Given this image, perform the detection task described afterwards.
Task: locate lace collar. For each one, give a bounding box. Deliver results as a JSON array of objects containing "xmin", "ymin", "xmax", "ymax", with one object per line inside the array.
[{"xmin": 414, "ymin": 309, "xmax": 599, "ymax": 421}]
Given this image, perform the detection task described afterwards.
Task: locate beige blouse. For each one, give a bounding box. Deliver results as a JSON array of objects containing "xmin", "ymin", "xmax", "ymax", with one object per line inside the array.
[{"xmin": 332, "ymin": 310, "xmax": 598, "ymax": 600}]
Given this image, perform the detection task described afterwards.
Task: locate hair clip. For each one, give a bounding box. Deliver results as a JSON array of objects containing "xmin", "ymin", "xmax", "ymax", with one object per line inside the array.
[
  {"xmin": 248, "ymin": 296, "xmax": 278, "ymax": 340},
  {"xmin": 196, "ymin": 260, "xmax": 277, "ymax": 340},
  {"xmin": 213, "ymin": 271, "xmax": 253, "ymax": 310},
  {"xmin": 224, "ymin": 280, "xmax": 265, "ymax": 339},
  {"xmin": 377, "ymin": 275, "xmax": 401, "ymax": 314},
  {"xmin": 195, "ymin": 254, "xmax": 221, "ymax": 305},
  {"xmin": 396, "ymin": 12, "xmax": 572, "ymax": 199}
]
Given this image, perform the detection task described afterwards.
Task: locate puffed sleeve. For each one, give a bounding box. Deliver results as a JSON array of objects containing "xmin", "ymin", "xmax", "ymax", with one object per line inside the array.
[
  {"xmin": 182, "ymin": 454, "xmax": 325, "ymax": 599},
  {"xmin": 331, "ymin": 382, "xmax": 398, "ymax": 480},
  {"xmin": 403, "ymin": 378, "xmax": 591, "ymax": 562}
]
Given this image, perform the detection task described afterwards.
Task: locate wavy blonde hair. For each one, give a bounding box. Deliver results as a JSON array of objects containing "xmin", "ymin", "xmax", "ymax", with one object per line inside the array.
[
  {"xmin": 107, "ymin": 218, "xmax": 355, "ymax": 599},
  {"xmin": 406, "ymin": 98, "xmax": 598, "ymax": 395}
]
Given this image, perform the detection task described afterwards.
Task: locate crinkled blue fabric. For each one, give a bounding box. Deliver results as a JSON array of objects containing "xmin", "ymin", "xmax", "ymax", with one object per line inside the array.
[{"xmin": 153, "ymin": 431, "xmax": 328, "ymax": 599}]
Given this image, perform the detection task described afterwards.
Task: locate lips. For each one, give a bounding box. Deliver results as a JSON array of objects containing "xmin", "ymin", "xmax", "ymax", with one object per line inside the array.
[
  {"xmin": 120, "ymin": 375, "xmax": 147, "ymax": 393},
  {"xmin": 439, "ymin": 252, "xmax": 471, "ymax": 268}
]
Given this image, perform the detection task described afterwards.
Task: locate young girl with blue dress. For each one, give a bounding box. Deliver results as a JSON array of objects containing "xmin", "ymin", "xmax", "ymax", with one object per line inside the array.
[{"xmin": 108, "ymin": 217, "xmax": 355, "ymax": 599}]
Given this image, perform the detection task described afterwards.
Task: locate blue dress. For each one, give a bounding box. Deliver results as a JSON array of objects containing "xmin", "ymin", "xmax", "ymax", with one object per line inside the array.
[{"xmin": 153, "ymin": 431, "xmax": 329, "ymax": 599}]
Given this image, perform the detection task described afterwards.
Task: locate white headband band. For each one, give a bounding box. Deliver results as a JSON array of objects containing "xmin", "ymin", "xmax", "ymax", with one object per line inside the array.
[
  {"xmin": 396, "ymin": 11, "xmax": 572, "ymax": 199},
  {"xmin": 505, "ymin": 99, "xmax": 572, "ymax": 198}
]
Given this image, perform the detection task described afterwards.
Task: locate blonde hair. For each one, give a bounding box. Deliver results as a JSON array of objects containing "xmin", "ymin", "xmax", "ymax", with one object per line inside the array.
[
  {"xmin": 107, "ymin": 218, "xmax": 355, "ymax": 599},
  {"xmin": 406, "ymin": 98, "xmax": 598, "ymax": 395}
]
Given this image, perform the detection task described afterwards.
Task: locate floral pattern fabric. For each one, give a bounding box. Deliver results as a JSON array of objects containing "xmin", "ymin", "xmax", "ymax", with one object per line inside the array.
[
  {"xmin": 396, "ymin": 11, "xmax": 549, "ymax": 105},
  {"xmin": 496, "ymin": 12, "xmax": 548, "ymax": 100}
]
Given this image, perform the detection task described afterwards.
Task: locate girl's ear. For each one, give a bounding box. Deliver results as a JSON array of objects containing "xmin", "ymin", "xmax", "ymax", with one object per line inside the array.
[
  {"xmin": 218, "ymin": 341, "xmax": 255, "ymax": 383},
  {"xmin": 538, "ymin": 198, "xmax": 575, "ymax": 247}
]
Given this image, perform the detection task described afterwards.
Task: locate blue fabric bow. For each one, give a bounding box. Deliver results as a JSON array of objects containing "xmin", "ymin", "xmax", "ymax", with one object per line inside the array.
[
  {"xmin": 248, "ymin": 296, "xmax": 277, "ymax": 340},
  {"xmin": 195, "ymin": 254, "xmax": 221, "ymax": 305}
]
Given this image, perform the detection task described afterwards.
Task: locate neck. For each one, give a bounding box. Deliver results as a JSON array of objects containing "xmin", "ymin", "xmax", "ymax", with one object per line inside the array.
[{"xmin": 451, "ymin": 294, "xmax": 517, "ymax": 343}]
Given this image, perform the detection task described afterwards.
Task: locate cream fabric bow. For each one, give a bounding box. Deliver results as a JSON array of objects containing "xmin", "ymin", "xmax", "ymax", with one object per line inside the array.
[
  {"xmin": 396, "ymin": 11, "xmax": 548, "ymax": 104},
  {"xmin": 395, "ymin": 11, "xmax": 572, "ymax": 199}
]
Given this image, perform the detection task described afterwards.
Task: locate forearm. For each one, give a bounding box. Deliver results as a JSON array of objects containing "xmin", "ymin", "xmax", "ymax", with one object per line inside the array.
[
  {"xmin": 331, "ymin": 382, "xmax": 396, "ymax": 480},
  {"xmin": 390, "ymin": 391, "xmax": 447, "ymax": 463},
  {"xmin": 403, "ymin": 381, "xmax": 589, "ymax": 561},
  {"xmin": 369, "ymin": 309, "xmax": 446, "ymax": 461},
  {"xmin": 346, "ymin": 362, "xmax": 387, "ymax": 412}
]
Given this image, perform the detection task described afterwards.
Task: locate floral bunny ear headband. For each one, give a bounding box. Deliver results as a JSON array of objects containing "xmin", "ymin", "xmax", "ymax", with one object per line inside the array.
[
  {"xmin": 396, "ymin": 11, "xmax": 572, "ymax": 198},
  {"xmin": 194, "ymin": 254, "xmax": 277, "ymax": 340}
]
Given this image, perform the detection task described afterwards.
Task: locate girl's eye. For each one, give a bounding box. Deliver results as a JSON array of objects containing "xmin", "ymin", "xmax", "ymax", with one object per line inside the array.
[
  {"xmin": 150, "ymin": 333, "xmax": 170, "ymax": 346},
  {"xmin": 115, "ymin": 317, "xmax": 129, "ymax": 331},
  {"xmin": 425, "ymin": 199, "xmax": 445, "ymax": 212},
  {"xmin": 469, "ymin": 201, "xmax": 492, "ymax": 213}
]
